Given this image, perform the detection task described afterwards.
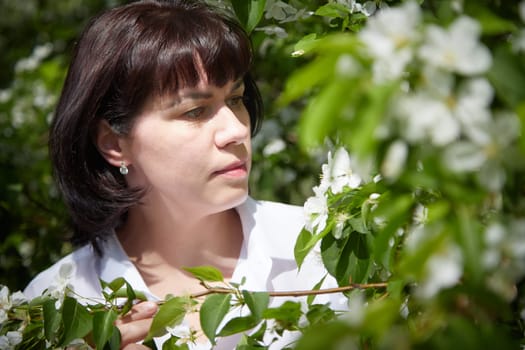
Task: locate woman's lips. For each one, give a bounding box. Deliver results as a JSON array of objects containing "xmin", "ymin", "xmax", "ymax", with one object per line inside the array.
[{"xmin": 212, "ymin": 161, "xmax": 248, "ymax": 178}]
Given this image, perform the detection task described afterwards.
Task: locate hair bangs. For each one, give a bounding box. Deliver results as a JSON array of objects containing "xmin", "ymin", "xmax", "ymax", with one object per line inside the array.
[{"xmin": 147, "ymin": 8, "xmax": 253, "ymax": 97}]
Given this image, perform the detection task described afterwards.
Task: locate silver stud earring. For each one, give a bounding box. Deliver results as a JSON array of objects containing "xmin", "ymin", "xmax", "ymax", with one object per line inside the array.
[{"xmin": 119, "ymin": 162, "xmax": 129, "ymax": 175}]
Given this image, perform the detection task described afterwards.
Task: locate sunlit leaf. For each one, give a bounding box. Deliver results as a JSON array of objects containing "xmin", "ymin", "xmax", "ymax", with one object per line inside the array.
[
  {"xmin": 200, "ymin": 294, "xmax": 232, "ymax": 344},
  {"xmin": 93, "ymin": 309, "xmax": 119, "ymax": 350},
  {"xmin": 184, "ymin": 266, "xmax": 224, "ymax": 282},
  {"xmin": 43, "ymin": 299, "xmax": 61, "ymax": 342},
  {"xmin": 60, "ymin": 296, "xmax": 93, "ymax": 347},
  {"xmin": 279, "ymin": 55, "xmax": 337, "ymax": 105},
  {"xmin": 263, "ymin": 301, "xmax": 302, "ymax": 330},
  {"xmin": 218, "ymin": 316, "xmax": 259, "ymax": 337},
  {"xmin": 145, "ymin": 297, "xmax": 193, "ymax": 342},
  {"xmin": 299, "ymin": 79, "xmax": 355, "ymax": 150},
  {"xmin": 242, "ymin": 290, "xmax": 269, "ymax": 321},
  {"xmin": 305, "ymin": 304, "xmax": 337, "ymax": 326}
]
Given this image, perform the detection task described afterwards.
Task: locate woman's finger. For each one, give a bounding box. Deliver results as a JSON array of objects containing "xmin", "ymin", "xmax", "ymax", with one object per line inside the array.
[
  {"xmin": 116, "ymin": 301, "xmax": 158, "ymax": 347},
  {"xmin": 116, "ymin": 301, "xmax": 158, "ymax": 324}
]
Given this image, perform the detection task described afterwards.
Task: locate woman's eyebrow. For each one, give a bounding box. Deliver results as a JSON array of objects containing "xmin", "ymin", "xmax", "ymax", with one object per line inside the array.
[{"xmin": 230, "ymin": 79, "xmax": 244, "ymax": 92}]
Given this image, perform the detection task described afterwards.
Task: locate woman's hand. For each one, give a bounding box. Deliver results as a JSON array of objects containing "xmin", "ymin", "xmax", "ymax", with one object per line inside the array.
[{"xmin": 115, "ymin": 301, "xmax": 158, "ymax": 349}]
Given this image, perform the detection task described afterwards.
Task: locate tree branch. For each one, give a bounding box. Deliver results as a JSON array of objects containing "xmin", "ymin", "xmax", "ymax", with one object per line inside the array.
[{"xmin": 189, "ymin": 282, "xmax": 388, "ymax": 299}]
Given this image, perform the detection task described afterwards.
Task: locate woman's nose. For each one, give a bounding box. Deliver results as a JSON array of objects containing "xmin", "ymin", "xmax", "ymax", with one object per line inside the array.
[{"xmin": 214, "ymin": 105, "xmax": 250, "ymax": 148}]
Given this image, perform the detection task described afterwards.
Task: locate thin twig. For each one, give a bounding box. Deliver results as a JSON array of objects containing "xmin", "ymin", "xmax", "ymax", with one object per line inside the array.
[{"xmin": 189, "ymin": 282, "xmax": 388, "ymax": 299}]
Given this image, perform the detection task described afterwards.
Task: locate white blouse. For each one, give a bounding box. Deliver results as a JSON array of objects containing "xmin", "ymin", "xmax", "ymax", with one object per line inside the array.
[{"xmin": 24, "ymin": 197, "xmax": 347, "ymax": 349}]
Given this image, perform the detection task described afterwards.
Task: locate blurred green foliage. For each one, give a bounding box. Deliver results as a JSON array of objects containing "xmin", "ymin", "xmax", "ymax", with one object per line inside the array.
[{"xmin": 0, "ymin": 0, "xmax": 128, "ymax": 291}]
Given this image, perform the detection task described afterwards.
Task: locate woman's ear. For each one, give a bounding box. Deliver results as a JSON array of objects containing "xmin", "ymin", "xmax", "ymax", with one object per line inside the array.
[{"xmin": 95, "ymin": 120, "xmax": 129, "ymax": 167}]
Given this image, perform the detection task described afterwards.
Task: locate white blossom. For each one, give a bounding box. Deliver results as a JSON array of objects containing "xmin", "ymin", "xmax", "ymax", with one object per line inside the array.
[
  {"xmin": 344, "ymin": 291, "xmax": 366, "ymax": 326},
  {"xmin": 358, "ymin": 1, "xmax": 421, "ymax": 81},
  {"xmin": 320, "ymin": 147, "xmax": 362, "ymax": 194},
  {"xmin": 0, "ymin": 310, "xmax": 7, "ymax": 324},
  {"xmin": 413, "ymin": 204, "xmax": 428, "ymax": 226},
  {"xmin": 0, "ymin": 331, "xmax": 22, "ymax": 350},
  {"xmin": 336, "ymin": 0, "xmax": 376, "ymax": 16},
  {"xmin": 262, "ymin": 138, "xmax": 286, "ymax": 156},
  {"xmin": 46, "ymin": 263, "xmax": 76, "ymax": 309},
  {"xmin": 381, "ymin": 140, "xmax": 408, "ymax": 179},
  {"xmin": 0, "ymin": 287, "xmax": 10, "ymax": 310},
  {"xmin": 396, "ymin": 92, "xmax": 460, "ymax": 146},
  {"xmin": 304, "ymin": 186, "xmax": 329, "ymax": 234},
  {"xmin": 418, "ymin": 244, "xmax": 463, "ymax": 299},
  {"xmin": 418, "ymin": 16, "xmax": 491, "ymax": 75},
  {"xmin": 443, "ymin": 112, "xmax": 519, "ymax": 191}
]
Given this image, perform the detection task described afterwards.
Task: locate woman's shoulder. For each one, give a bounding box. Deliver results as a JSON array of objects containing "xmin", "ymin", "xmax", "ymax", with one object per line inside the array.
[{"xmin": 23, "ymin": 244, "xmax": 101, "ymax": 300}]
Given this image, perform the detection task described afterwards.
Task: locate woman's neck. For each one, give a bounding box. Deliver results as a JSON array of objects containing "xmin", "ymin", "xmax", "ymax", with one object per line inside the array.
[{"xmin": 116, "ymin": 205, "xmax": 244, "ymax": 297}]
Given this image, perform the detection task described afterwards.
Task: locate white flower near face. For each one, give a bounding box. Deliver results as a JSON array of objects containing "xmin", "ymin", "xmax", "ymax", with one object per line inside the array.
[
  {"xmin": 0, "ymin": 331, "xmax": 23, "ymax": 350},
  {"xmin": 304, "ymin": 186, "xmax": 329, "ymax": 234},
  {"xmin": 417, "ymin": 244, "xmax": 463, "ymax": 299},
  {"xmin": 418, "ymin": 16, "xmax": 492, "ymax": 75},
  {"xmin": 46, "ymin": 263, "xmax": 76, "ymax": 309},
  {"xmin": 358, "ymin": 1, "xmax": 421, "ymax": 81},
  {"xmin": 262, "ymin": 138, "xmax": 286, "ymax": 156},
  {"xmin": 322, "ymin": 147, "xmax": 362, "ymax": 194}
]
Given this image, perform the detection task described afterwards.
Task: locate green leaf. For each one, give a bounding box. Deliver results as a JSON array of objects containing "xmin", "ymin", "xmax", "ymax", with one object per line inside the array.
[
  {"xmin": 184, "ymin": 266, "xmax": 224, "ymax": 282},
  {"xmin": 231, "ymin": 0, "xmax": 266, "ymax": 33},
  {"xmin": 488, "ymin": 46, "xmax": 525, "ymax": 108},
  {"xmin": 373, "ymin": 194, "xmax": 413, "ymax": 268},
  {"xmin": 315, "ymin": 3, "xmax": 351, "ymax": 18},
  {"xmin": 298, "ymin": 79, "xmax": 354, "ymax": 150},
  {"xmin": 107, "ymin": 277, "xmax": 126, "ymax": 292},
  {"xmin": 305, "ymin": 304, "xmax": 337, "ymax": 326},
  {"xmin": 307, "ymin": 275, "xmax": 326, "ymax": 306},
  {"xmin": 293, "ymin": 321, "xmax": 351, "ymax": 350},
  {"xmin": 465, "ymin": 3, "xmax": 517, "ymax": 34},
  {"xmin": 456, "ymin": 205, "xmax": 483, "ymax": 284},
  {"xmin": 163, "ymin": 337, "xmax": 190, "ymax": 350},
  {"xmin": 43, "ymin": 299, "xmax": 61, "ymax": 342},
  {"xmin": 345, "ymin": 82, "xmax": 398, "ymax": 158},
  {"xmin": 242, "ymin": 290, "xmax": 269, "ymax": 321},
  {"xmin": 263, "ymin": 301, "xmax": 302, "ymax": 330},
  {"xmin": 200, "ymin": 293, "xmax": 232, "ymax": 344},
  {"xmin": 321, "ymin": 233, "xmax": 353, "ymax": 284},
  {"xmin": 292, "ymin": 33, "xmax": 319, "ymax": 56},
  {"xmin": 218, "ymin": 316, "xmax": 259, "ymax": 337},
  {"xmin": 279, "ymin": 55, "xmax": 337, "ymax": 105},
  {"xmin": 145, "ymin": 297, "xmax": 193, "ymax": 342},
  {"xmin": 93, "ymin": 309, "xmax": 119, "ymax": 350},
  {"xmin": 60, "ymin": 296, "xmax": 93, "ymax": 347},
  {"xmin": 348, "ymin": 231, "xmax": 370, "ymax": 260},
  {"xmin": 294, "ymin": 228, "xmax": 313, "ymax": 268}
]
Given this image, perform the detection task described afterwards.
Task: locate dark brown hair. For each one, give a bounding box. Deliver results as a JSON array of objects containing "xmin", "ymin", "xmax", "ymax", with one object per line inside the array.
[{"xmin": 49, "ymin": 0, "xmax": 263, "ymax": 252}]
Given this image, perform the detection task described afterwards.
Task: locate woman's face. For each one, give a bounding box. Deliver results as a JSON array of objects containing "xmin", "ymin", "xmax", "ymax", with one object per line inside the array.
[{"xmin": 121, "ymin": 78, "xmax": 251, "ymax": 217}]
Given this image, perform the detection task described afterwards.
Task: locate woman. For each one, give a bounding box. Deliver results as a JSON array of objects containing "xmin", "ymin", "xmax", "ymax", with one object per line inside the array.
[{"xmin": 24, "ymin": 0, "xmax": 344, "ymax": 348}]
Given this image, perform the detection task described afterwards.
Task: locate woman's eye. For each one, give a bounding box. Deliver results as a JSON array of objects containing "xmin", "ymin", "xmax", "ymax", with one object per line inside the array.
[
  {"xmin": 226, "ymin": 96, "xmax": 245, "ymax": 109},
  {"xmin": 183, "ymin": 106, "xmax": 206, "ymax": 119}
]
